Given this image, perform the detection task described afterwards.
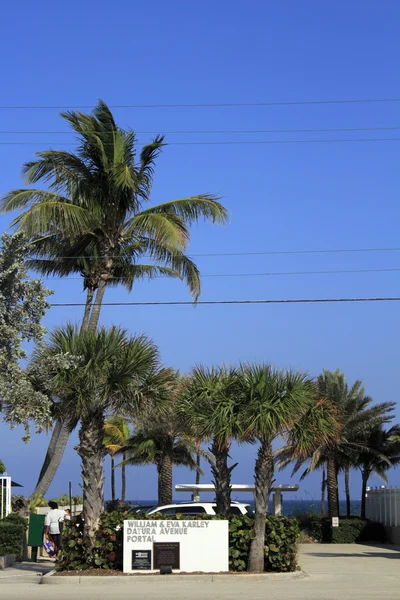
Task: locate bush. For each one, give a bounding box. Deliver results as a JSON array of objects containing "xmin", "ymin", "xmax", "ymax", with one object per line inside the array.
[
  {"xmin": 0, "ymin": 522, "xmax": 25, "ymax": 559},
  {"xmin": 311, "ymin": 517, "xmax": 386, "ymax": 543},
  {"xmin": 2, "ymin": 513, "xmax": 28, "ymax": 529},
  {"xmin": 58, "ymin": 511, "xmax": 299, "ymax": 573}
]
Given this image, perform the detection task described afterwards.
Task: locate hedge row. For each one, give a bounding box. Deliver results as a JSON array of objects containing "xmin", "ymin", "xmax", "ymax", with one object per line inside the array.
[
  {"xmin": 311, "ymin": 517, "xmax": 386, "ymax": 543},
  {"xmin": 59, "ymin": 511, "xmax": 300, "ymax": 573},
  {"xmin": 0, "ymin": 521, "xmax": 26, "ymax": 560}
]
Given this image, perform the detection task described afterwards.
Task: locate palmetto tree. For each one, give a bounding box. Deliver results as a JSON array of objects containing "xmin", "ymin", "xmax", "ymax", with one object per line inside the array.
[
  {"xmin": 31, "ymin": 324, "xmax": 169, "ymax": 548},
  {"xmin": 280, "ymin": 370, "xmax": 395, "ymax": 519},
  {"xmin": 239, "ymin": 364, "xmax": 332, "ymax": 572},
  {"xmin": 355, "ymin": 425, "xmax": 400, "ymax": 518},
  {"xmin": 104, "ymin": 417, "xmax": 130, "ymax": 502},
  {"xmin": 1, "ymin": 100, "xmax": 228, "ymax": 496},
  {"xmin": 180, "ymin": 366, "xmax": 243, "ymax": 515}
]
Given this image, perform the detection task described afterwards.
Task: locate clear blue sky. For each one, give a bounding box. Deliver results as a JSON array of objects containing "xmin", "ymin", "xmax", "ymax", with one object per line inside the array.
[{"xmin": 1, "ymin": 0, "xmax": 399, "ymax": 506}]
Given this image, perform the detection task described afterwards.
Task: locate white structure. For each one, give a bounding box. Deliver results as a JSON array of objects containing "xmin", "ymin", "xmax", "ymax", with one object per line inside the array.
[
  {"xmin": 365, "ymin": 487, "xmax": 400, "ymax": 527},
  {"xmin": 123, "ymin": 519, "xmax": 229, "ymax": 573},
  {"xmin": 175, "ymin": 483, "xmax": 299, "ymax": 516},
  {"xmin": 0, "ymin": 477, "xmax": 11, "ymax": 519}
]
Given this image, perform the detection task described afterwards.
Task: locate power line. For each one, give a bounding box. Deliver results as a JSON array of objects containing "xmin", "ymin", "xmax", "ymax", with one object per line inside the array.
[
  {"xmin": 2, "ymin": 138, "xmax": 400, "ymax": 146},
  {"xmin": 49, "ymin": 297, "xmax": 400, "ymax": 307},
  {"xmin": 1, "ymin": 126, "xmax": 400, "ymax": 134},
  {"xmin": 1, "ymin": 97, "xmax": 400, "ymax": 109},
  {"xmin": 25, "ymin": 247, "xmax": 400, "ymax": 260},
  {"xmin": 42, "ymin": 267, "xmax": 400, "ymax": 281}
]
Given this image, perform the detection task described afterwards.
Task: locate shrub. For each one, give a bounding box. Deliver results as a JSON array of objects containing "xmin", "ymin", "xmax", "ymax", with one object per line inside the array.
[
  {"xmin": 1, "ymin": 513, "xmax": 28, "ymax": 529},
  {"xmin": 58, "ymin": 512, "xmax": 299, "ymax": 573},
  {"xmin": 0, "ymin": 522, "xmax": 25, "ymax": 559},
  {"xmin": 311, "ymin": 517, "xmax": 386, "ymax": 543}
]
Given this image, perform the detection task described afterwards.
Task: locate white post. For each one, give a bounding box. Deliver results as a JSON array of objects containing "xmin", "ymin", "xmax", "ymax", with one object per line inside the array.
[
  {"xmin": 0, "ymin": 477, "xmax": 11, "ymax": 519},
  {"xmin": 273, "ymin": 491, "xmax": 282, "ymax": 516}
]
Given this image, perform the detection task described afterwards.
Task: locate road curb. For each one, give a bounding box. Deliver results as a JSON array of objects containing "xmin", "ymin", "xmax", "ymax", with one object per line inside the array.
[{"xmin": 42, "ymin": 570, "xmax": 307, "ymax": 584}]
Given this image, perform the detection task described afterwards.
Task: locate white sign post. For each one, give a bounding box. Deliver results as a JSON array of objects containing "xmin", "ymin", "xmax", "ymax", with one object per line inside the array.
[
  {"xmin": 123, "ymin": 519, "xmax": 229, "ymax": 573},
  {"xmin": 332, "ymin": 517, "xmax": 339, "ymax": 527}
]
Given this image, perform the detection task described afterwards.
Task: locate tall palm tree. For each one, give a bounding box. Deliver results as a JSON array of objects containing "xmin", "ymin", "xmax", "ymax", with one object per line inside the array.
[
  {"xmin": 104, "ymin": 417, "xmax": 130, "ymax": 501},
  {"xmin": 31, "ymin": 324, "xmax": 170, "ymax": 549},
  {"xmin": 180, "ymin": 366, "xmax": 243, "ymax": 515},
  {"xmin": 2, "ymin": 100, "xmax": 228, "ymax": 496},
  {"xmin": 280, "ymin": 370, "xmax": 395, "ymax": 518},
  {"xmin": 355, "ymin": 425, "xmax": 400, "ymax": 518},
  {"xmin": 240, "ymin": 364, "xmax": 335, "ymax": 572}
]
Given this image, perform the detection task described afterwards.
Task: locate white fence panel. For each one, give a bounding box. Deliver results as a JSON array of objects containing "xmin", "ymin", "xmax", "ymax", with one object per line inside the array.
[
  {"xmin": 0, "ymin": 476, "xmax": 12, "ymax": 519},
  {"xmin": 366, "ymin": 487, "xmax": 400, "ymax": 526}
]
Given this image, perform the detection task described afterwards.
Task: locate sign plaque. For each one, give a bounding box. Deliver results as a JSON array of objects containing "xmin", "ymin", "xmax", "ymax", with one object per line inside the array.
[
  {"xmin": 332, "ymin": 517, "xmax": 339, "ymax": 527},
  {"xmin": 153, "ymin": 542, "xmax": 180, "ymax": 570},
  {"xmin": 132, "ymin": 549, "xmax": 152, "ymax": 570}
]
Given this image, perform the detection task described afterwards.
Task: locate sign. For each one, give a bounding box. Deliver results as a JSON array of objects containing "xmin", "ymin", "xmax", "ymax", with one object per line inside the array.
[
  {"xmin": 132, "ymin": 549, "xmax": 152, "ymax": 570},
  {"xmin": 332, "ymin": 517, "xmax": 339, "ymax": 527},
  {"xmin": 153, "ymin": 542, "xmax": 180, "ymax": 570},
  {"xmin": 123, "ymin": 519, "xmax": 229, "ymax": 573}
]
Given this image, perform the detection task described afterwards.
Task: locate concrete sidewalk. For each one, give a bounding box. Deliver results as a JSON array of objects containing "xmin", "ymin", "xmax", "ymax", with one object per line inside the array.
[{"xmin": 0, "ymin": 544, "xmax": 399, "ymax": 599}]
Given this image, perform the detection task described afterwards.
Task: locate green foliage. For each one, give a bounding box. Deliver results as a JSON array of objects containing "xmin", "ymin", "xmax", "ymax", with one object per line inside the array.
[
  {"xmin": 58, "ymin": 512, "xmax": 299, "ymax": 573},
  {"xmin": 1, "ymin": 513, "xmax": 28, "ymax": 530},
  {"xmin": 0, "ymin": 458, "xmax": 5, "ymax": 474},
  {"xmin": 311, "ymin": 517, "xmax": 386, "ymax": 543},
  {"xmin": 0, "ymin": 522, "xmax": 25, "ymax": 559},
  {"xmin": 0, "ymin": 232, "xmax": 52, "ymax": 440}
]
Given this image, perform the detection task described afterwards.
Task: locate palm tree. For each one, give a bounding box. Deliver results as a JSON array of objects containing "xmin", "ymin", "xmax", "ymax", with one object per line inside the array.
[
  {"xmin": 31, "ymin": 324, "xmax": 170, "ymax": 548},
  {"xmin": 280, "ymin": 370, "xmax": 395, "ymax": 519},
  {"xmin": 2, "ymin": 100, "xmax": 228, "ymax": 497},
  {"xmin": 240, "ymin": 364, "xmax": 334, "ymax": 572},
  {"xmin": 180, "ymin": 366, "xmax": 243, "ymax": 515},
  {"xmin": 355, "ymin": 425, "xmax": 400, "ymax": 518},
  {"xmin": 104, "ymin": 417, "xmax": 130, "ymax": 501}
]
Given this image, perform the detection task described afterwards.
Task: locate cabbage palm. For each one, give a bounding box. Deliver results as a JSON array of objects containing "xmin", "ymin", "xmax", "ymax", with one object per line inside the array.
[
  {"xmin": 280, "ymin": 370, "xmax": 395, "ymax": 519},
  {"xmin": 180, "ymin": 366, "xmax": 243, "ymax": 515},
  {"xmin": 240, "ymin": 364, "xmax": 331, "ymax": 572},
  {"xmin": 31, "ymin": 324, "xmax": 170, "ymax": 549},
  {"xmin": 2, "ymin": 100, "xmax": 228, "ymax": 497},
  {"xmin": 104, "ymin": 417, "xmax": 130, "ymax": 501},
  {"xmin": 356, "ymin": 425, "xmax": 400, "ymax": 518}
]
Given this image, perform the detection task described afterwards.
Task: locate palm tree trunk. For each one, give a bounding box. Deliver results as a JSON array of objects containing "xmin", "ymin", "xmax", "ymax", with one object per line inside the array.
[
  {"xmin": 210, "ymin": 439, "xmax": 233, "ymax": 515},
  {"xmin": 78, "ymin": 410, "xmax": 105, "ymax": 548},
  {"xmin": 158, "ymin": 453, "xmax": 173, "ymax": 505},
  {"xmin": 34, "ymin": 286, "xmax": 95, "ymax": 497},
  {"xmin": 195, "ymin": 451, "xmax": 201, "ymax": 486},
  {"xmin": 327, "ymin": 456, "xmax": 339, "ymax": 518},
  {"xmin": 248, "ymin": 439, "xmax": 273, "ymax": 572},
  {"xmin": 81, "ymin": 286, "xmax": 95, "ymax": 332},
  {"xmin": 361, "ymin": 469, "xmax": 369, "ymax": 519},
  {"xmin": 111, "ymin": 455, "xmax": 115, "ymax": 502},
  {"xmin": 321, "ymin": 466, "xmax": 326, "ymax": 516},
  {"xmin": 345, "ymin": 467, "xmax": 351, "ymax": 517},
  {"xmin": 336, "ymin": 468, "xmax": 340, "ymax": 517},
  {"xmin": 88, "ymin": 278, "xmax": 108, "ymax": 331},
  {"xmin": 33, "ymin": 424, "xmax": 70, "ymax": 497},
  {"xmin": 121, "ymin": 452, "xmax": 126, "ymax": 502}
]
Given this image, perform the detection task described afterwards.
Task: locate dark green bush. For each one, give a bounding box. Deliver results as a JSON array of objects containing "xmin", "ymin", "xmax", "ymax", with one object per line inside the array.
[
  {"xmin": 311, "ymin": 517, "xmax": 386, "ymax": 543},
  {"xmin": 2, "ymin": 513, "xmax": 28, "ymax": 529},
  {"xmin": 59, "ymin": 511, "xmax": 299, "ymax": 573},
  {"xmin": 0, "ymin": 522, "xmax": 25, "ymax": 559}
]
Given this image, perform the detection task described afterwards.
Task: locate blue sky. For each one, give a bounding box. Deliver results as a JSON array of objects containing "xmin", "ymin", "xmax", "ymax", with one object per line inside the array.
[{"xmin": 1, "ymin": 0, "xmax": 400, "ymax": 506}]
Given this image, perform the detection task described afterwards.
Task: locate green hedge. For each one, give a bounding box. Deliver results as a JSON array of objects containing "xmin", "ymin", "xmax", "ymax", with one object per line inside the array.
[
  {"xmin": 0, "ymin": 522, "xmax": 25, "ymax": 559},
  {"xmin": 311, "ymin": 517, "xmax": 386, "ymax": 543},
  {"xmin": 59, "ymin": 512, "xmax": 299, "ymax": 573}
]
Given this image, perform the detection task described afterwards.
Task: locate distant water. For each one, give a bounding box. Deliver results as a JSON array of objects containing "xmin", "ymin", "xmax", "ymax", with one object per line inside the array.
[{"xmin": 123, "ymin": 499, "xmax": 362, "ymax": 517}]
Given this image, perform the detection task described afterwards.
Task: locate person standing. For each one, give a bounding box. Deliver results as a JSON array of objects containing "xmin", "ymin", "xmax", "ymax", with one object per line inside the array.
[{"xmin": 44, "ymin": 501, "xmax": 66, "ymax": 558}]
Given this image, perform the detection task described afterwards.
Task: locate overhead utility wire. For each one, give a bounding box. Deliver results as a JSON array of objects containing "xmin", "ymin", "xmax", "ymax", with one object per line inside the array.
[
  {"xmin": 2, "ymin": 126, "xmax": 400, "ymax": 134},
  {"xmin": 25, "ymin": 247, "xmax": 400, "ymax": 260},
  {"xmin": 49, "ymin": 297, "xmax": 400, "ymax": 307},
  {"xmin": 1, "ymin": 97, "xmax": 400, "ymax": 109},
  {"xmin": 2, "ymin": 138, "xmax": 400, "ymax": 146}
]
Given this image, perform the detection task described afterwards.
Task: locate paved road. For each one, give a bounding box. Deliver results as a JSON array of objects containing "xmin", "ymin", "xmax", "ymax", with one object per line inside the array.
[{"xmin": 1, "ymin": 544, "xmax": 400, "ymax": 599}]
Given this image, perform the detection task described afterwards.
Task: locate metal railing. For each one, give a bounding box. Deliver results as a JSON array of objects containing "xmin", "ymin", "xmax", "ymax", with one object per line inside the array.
[
  {"xmin": 0, "ymin": 477, "xmax": 11, "ymax": 519},
  {"xmin": 365, "ymin": 487, "xmax": 400, "ymax": 527}
]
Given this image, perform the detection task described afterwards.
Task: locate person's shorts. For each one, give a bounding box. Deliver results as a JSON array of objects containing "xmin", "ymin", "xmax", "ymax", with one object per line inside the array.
[{"xmin": 49, "ymin": 533, "xmax": 61, "ymax": 548}]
